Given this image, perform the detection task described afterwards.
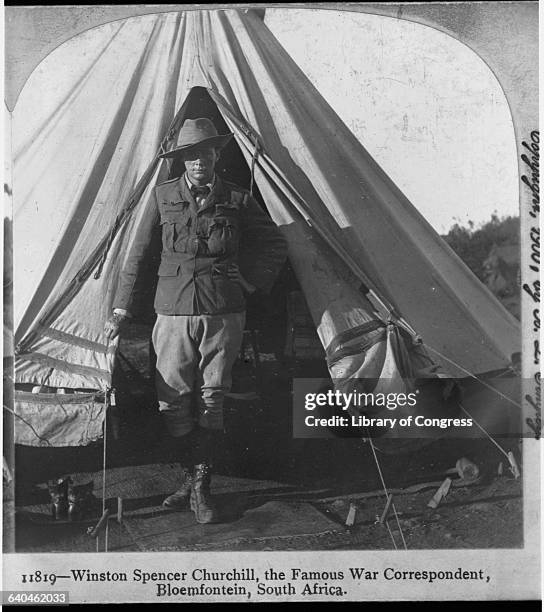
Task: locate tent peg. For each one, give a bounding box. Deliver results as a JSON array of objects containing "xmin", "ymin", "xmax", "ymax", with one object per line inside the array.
[
  {"xmin": 379, "ymin": 494, "xmax": 394, "ymax": 525},
  {"xmin": 507, "ymin": 451, "xmax": 520, "ymax": 479},
  {"xmin": 345, "ymin": 502, "xmax": 357, "ymax": 527},
  {"xmin": 427, "ymin": 477, "xmax": 452, "ymax": 509},
  {"xmin": 87, "ymin": 509, "xmax": 110, "ymax": 538}
]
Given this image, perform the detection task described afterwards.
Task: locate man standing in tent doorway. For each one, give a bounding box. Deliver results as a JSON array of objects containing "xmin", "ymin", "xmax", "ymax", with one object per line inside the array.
[{"xmin": 104, "ymin": 118, "xmax": 287, "ymax": 523}]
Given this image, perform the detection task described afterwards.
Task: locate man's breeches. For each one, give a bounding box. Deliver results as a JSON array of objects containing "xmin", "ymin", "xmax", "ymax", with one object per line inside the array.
[{"xmin": 152, "ymin": 312, "xmax": 246, "ymax": 436}]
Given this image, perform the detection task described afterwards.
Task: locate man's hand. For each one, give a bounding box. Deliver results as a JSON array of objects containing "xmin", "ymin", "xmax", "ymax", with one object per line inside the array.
[
  {"xmin": 104, "ymin": 312, "xmax": 129, "ymax": 341},
  {"xmin": 227, "ymin": 264, "xmax": 256, "ymax": 294}
]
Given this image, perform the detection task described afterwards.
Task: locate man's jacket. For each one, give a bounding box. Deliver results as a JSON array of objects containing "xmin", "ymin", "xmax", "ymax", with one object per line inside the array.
[{"xmin": 113, "ymin": 175, "xmax": 288, "ymax": 315}]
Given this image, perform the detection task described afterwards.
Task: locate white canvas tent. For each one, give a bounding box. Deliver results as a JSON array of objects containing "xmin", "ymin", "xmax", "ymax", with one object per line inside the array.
[{"xmin": 11, "ymin": 9, "xmax": 520, "ymax": 446}]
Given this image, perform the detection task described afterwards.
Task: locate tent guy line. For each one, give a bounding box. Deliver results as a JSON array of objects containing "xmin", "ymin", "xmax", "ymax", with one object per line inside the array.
[
  {"xmin": 425, "ymin": 346, "xmax": 520, "ymax": 409},
  {"xmin": 367, "ymin": 431, "xmax": 408, "ymax": 550}
]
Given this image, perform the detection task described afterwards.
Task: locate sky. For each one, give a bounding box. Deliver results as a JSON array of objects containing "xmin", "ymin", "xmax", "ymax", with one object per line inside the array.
[{"xmin": 265, "ymin": 8, "xmax": 519, "ymax": 234}]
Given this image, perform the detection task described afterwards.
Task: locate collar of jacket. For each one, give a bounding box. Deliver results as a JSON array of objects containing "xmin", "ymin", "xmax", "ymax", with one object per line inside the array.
[
  {"xmin": 178, "ymin": 174, "xmax": 227, "ymax": 215},
  {"xmin": 184, "ymin": 172, "xmax": 216, "ymax": 192}
]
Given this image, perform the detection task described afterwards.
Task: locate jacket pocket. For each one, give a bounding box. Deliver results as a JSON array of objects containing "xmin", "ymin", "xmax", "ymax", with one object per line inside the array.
[
  {"xmin": 157, "ymin": 261, "xmax": 180, "ymax": 277},
  {"xmin": 207, "ymin": 217, "xmax": 239, "ymax": 256},
  {"xmin": 155, "ymin": 261, "xmax": 182, "ymax": 313},
  {"xmin": 160, "ymin": 213, "xmax": 191, "ymax": 253}
]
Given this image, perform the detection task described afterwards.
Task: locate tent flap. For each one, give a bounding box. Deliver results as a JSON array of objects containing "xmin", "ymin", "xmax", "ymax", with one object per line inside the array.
[{"xmin": 14, "ymin": 391, "xmax": 106, "ymax": 447}]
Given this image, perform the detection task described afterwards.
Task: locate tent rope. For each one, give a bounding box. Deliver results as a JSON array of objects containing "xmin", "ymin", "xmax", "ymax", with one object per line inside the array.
[
  {"xmin": 384, "ymin": 520, "xmax": 398, "ymax": 550},
  {"xmin": 100, "ymin": 388, "xmax": 109, "ymax": 553},
  {"xmin": 94, "ymin": 217, "xmax": 121, "ymax": 280},
  {"xmin": 249, "ymin": 139, "xmax": 260, "ymax": 197},
  {"xmin": 391, "ymin": 501, "xmax": 408, "ymax": 549},
  {"xmin": 457, "ymin": 402, "xmax": 513, "ymax": 461},
  {"xmin": 425, "ymin": 344, "xmax": 521, "ymax": 409},
  {"xmin": 366, "ymin": 429, "xmax": 408, "ymax": 550}
]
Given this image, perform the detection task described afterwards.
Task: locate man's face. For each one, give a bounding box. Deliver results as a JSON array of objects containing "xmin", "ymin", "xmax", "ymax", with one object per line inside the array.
[{"xmin": 183, "ymin": 147, "xmax": 220, "ymax": 186}]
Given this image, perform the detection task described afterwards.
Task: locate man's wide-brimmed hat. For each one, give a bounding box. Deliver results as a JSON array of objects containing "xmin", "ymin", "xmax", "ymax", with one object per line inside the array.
[{"xmin": 159, "ymin": 118, "xmax": 233, "ymax": 158}]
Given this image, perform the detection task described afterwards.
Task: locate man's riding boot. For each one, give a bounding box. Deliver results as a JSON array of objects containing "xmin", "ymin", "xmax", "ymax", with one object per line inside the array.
[
  {"xmin": 162, "ymin": 466, "xmax": 193, "ymax": 509},
  {"xmin": 190, "ymin": 463, "xmax": 219, "ymax": 524}
]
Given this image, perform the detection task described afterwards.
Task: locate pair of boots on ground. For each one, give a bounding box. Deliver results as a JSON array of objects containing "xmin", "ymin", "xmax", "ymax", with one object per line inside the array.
[{"xmin": 163, "ymin": 428, "xmax": 221, "ymax": 524}]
